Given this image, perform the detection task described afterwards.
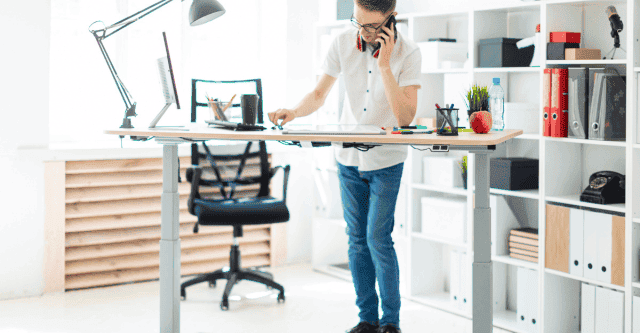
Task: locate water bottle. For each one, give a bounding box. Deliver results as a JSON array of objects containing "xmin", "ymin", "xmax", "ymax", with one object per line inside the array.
[{"xmin": 489, "ymin": 78, "xmax": 505, "ymax": 131}]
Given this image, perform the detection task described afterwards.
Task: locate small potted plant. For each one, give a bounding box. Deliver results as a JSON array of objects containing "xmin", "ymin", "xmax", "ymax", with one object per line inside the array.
[
  {"xmin": 459, "ymin": 156, "xmax": 468, "ymax": 189},
  {"xmin": 463, "ymin": 84, "xmax": 489, "ymax": 120}
]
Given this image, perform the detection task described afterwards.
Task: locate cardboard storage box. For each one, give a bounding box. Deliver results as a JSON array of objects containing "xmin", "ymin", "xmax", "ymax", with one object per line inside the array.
[
  {"xmin": 423, "ymin": 156, "xmax": 463, "ymax": 188},
  {"xmin": 421, "ymin": 196, "xmax": 467, "ymax": 243},
  {"xmin": 478, "ymin": 38, "xmax": 534, "ymax": 67},
  {"xmin": 550, "ymin": 32, "xmax": 581, "ymax": 43},
  {"xmin": 418, "ymin": 41, "xmax": 468, "ymax": 70},
  {"xmin": 565, "ymin": 48, "xmax": 601, "ymax": 60}
]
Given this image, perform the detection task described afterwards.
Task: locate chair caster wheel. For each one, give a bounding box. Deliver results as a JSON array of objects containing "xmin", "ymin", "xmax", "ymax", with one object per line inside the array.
[
  {"xmin": 277, "ymin": 293, "xmax": 285, "ymax": 303},
  {"xmin": 209, "ymin": 281, "xmax": 216, "ymax": 288},
  {"xmin": 220, "ymin": 300, "xmax": 229, "ymax": 311}
]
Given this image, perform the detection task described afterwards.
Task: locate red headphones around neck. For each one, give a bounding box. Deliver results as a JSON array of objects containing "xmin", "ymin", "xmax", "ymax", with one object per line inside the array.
[{"xmin": 356, "ymin": 14, "xmax": 397, "ymax": 59}]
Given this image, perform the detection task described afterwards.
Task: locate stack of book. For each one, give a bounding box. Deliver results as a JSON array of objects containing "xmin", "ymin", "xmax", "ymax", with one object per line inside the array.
[{"xmin": 509, "ymin": 228, "xmax": 539, "ymax": 263}]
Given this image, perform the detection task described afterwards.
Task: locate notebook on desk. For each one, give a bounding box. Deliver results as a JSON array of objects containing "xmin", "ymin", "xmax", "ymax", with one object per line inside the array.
[{"xmin": 281, "ymin": 124, "xmax": 386, "ymax": 135}]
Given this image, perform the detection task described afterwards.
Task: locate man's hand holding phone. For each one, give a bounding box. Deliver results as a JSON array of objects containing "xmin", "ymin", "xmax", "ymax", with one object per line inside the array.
[{"xmin": 376, "ymin": 15, "xmax": 396, "ymax": 69}]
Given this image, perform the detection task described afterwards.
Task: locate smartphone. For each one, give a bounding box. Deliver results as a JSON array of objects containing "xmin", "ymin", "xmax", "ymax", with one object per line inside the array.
[{"xmin": 374, "ymin": 15, "xmax": 397, "ymax": 52}]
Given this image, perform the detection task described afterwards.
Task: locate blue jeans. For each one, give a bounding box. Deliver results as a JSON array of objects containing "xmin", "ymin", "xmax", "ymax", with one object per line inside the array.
[{"xmin": 337, "ymin": 162, "xmax": 403, "ymax": 328}]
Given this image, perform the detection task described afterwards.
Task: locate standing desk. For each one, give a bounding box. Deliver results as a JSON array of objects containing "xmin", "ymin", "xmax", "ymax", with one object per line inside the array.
[{"xmin": 105, "ymin": 126, "xmax": 523, "ymax": 333}]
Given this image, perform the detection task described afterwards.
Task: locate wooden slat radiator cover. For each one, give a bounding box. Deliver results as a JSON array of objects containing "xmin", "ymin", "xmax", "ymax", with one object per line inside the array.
[{"xmin": 61, "ymin": 156, "xmax": 281, "ymax": 291}]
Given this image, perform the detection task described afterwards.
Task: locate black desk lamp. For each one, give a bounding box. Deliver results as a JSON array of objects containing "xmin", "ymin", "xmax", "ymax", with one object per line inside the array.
[{"xmin": 89, "ymin": 0, "xmax": 225, "ymax": 130}]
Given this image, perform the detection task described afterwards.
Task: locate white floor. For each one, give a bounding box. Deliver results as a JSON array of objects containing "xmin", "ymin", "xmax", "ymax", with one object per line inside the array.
[{"xmin": 0, "ymin": 263, "xmax": 512, "ymax": 333}]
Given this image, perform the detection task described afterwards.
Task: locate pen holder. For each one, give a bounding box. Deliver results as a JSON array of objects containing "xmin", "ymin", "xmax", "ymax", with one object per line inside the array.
[{"xmin": 436, "ymin": 108, "xmax": 459, "ymax": 136}]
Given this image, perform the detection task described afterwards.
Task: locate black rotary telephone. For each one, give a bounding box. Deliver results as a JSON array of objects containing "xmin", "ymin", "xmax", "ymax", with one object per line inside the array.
[{"xmin": 579, "ymin": 171, "xmax": 625, "ymax": 205}]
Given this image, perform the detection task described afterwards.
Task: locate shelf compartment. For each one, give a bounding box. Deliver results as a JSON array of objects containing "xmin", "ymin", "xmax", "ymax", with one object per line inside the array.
[
  {"xmin": 493, "ymin": 309, "xmax": 529, "ymax": 333},
  {"xmin": 474, "ymin": 67, "xmax": 541, "ymax": 73},
  {"xmin": 411, "ymin": 232, "xmax": 468, "ymax": 248},
  {"xmin": 493, "ymin": 254, "xmax": 539, "ymax": 271},
  {"xmin": 411, "ymin": 183, "xmax": 468, "ymax": 196},
  {"xmin": 633, "ymin": 282, "xmax": 640, "ymax": 289},
  {"xmin": 546, "ymin": 60, "xmax": 628, "ymax": 65},
  {"xmin": 544, "ymin": 136, "xmax": 627, "ymax": 147},
  {"xmin": 545, "ymin": 195, "xmax": 626, "ymax": 214},
  {"xmin": 544, "ymin": 268, "xmax": 625, "ymax": 292},
  {"xmin": 489, "ymin": 188, "xmax": 540, "ymax": 200},
  {"xmin": 406, "ymin": 292, "xmax": 470, "ymax": 318},
  {"xmin": 422, "ymin": 68, "xmax": 470, "ymax": 74}
]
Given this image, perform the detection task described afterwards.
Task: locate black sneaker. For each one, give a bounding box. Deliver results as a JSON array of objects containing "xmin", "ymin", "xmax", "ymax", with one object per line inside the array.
[
  {"xmin": 346, "ymin": 321, "xmax": 380, "ymax": 333},
  {"xmin": 377, "ymin": 324, "xmax": 402, "ymax": 333}
]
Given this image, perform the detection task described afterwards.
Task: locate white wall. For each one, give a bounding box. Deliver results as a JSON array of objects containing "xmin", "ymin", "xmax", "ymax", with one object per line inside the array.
[{"xmin": 0, "ymin": 1, "xmax": 51, "ymax": 299}]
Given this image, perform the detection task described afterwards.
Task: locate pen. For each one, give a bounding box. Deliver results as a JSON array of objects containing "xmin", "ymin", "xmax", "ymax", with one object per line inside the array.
[{"xmin": 401, "ymin": 126, "xmax": 417, "ymax": 129}]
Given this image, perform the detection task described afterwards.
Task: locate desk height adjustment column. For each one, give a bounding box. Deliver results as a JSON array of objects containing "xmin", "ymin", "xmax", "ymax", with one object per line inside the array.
[
  {"xmin": 160, "ymin": 143, "xmax": 181, "ymax": 333},
  {"xmin": 472, "ymin": 152, "xmax": 493, "ymax": 333}
]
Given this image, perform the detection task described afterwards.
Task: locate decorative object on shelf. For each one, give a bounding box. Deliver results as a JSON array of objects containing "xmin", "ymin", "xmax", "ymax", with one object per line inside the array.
[
  {"xmin": 565, "ymin": 48, "xmax": 601, "ymax": 60},
  {"xmin": 550, "ymin": 31, "xmax": 581, "ymax": 43},
  {"xmin": 547, "ymin": 42, "xmax": 580, "ymax": 60},
  {"xmin": 603, "ymin": 5, "xmax": 625, "ymax": 59},
  {"xmin": 458, "ymin": 156, "xmax": 468, "ymax": 190},
  {"xmin": 478, "ymin": 37, "xmax": 534, "ymax": 67},
  {"xmin": 417, "ymin": 41, "xmax": 468, "ymax": 70},
  {"xmin": 580, "ymin": 171, "xmax": 625, "ymax": 204},
  {"xmin": 516, "ymin": 24, "xmax": 542, "ymax": 67},
  {"xmin": 588, "ymin": 71, "xmax": 626, "ymax": 141},
  {"xmin": 551, "ymin": 68, "xmax": 569, "ymax": 137},
  {"xmin": 469, "ymin": 111, "xmax": 492, "ymax": 134},
  {"xmin": 490, "ymin": 157, "xmax": 539, "ymax": 191},
  {"xmin": 463, "ymin": 84, "xmax": 489, "ymax": 121},
  {"xmin": 509, "ymin": 227, "xmax": 539, "ymax": 263}
]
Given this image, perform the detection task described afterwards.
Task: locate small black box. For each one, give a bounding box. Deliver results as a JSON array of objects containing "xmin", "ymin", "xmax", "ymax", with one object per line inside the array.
[
  {"xmin": 490, "ymin": 158, "xmax": 539, "ymax": 190},
  {"xmin": 478, "ymin": 38, "xmax": 534, "ymax": 67},
  {"xmin": 547, "ymin": 42, "xmax": 580, "ymax": 60}
]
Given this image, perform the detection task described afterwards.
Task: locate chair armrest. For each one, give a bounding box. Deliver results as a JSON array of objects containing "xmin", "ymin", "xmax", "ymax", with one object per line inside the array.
[
  {"xmin": 187, "ymin": 166, "xmax": 203, "ymax": 215},
  {"xmin": 270, "ymin": 165, "xmax": 291, "ymax": 203}
]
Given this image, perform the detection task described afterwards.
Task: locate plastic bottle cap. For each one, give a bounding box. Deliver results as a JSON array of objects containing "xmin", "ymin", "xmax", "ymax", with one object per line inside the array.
[{"xmin": 493, "ymin": 78, "xmax": 500, "ymax": 85}]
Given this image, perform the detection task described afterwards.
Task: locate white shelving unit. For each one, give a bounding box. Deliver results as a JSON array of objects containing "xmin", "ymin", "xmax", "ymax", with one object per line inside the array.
[{"xmin": 313, "ymin": 1, "xmax": 639, "ymax": 332}]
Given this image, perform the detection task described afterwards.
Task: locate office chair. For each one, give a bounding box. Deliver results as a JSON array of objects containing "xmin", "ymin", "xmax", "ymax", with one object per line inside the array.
[{"xmin": 181, "ymin": 79, "xmax": 290, "ymax": 311}]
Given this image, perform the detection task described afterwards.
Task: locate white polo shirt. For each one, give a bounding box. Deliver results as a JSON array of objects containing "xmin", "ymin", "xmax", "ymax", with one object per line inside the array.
[{"xmin": 322, "ymin": 28, "xmax": 422, "ymax": 171}]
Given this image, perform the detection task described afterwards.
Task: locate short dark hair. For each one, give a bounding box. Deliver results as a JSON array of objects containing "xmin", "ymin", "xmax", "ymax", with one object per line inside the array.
[{"xmin": 355, "ymin": 0, "xmax": 396, "ymax": 14}]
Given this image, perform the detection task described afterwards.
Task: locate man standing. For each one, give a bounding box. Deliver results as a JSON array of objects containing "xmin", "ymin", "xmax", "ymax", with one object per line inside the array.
[{"xmin": 268, "ymin": 1, "xmax": 421, "ymax": 332}]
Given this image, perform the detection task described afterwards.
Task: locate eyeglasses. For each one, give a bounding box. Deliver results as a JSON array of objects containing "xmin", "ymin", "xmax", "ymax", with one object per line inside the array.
[{"xmin": 351, "ymin": 13, "xmax": 393, "ymax": 34}]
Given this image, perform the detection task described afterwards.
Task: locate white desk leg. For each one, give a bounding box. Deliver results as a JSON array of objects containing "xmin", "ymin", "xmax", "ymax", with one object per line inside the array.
[
  {"xmin": 472, "ymin": 153, "xmax": 492, "ymax": 333},
  {"xmin": 160, "ymin": 144, "xmax": 181, "ymax": 333}
]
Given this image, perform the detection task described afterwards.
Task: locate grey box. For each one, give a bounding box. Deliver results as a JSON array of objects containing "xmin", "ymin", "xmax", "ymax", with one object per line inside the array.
[
  {"xmin": 547, "ymin": 42, "xmax": 579, "ymax": 60},
  {"xmin": 490, "ymin": 158, "xmax": 539, "ymax": 190},
  {"xmin": 478, "ymin": 38, "xmax": 534, "ymax": 67}
]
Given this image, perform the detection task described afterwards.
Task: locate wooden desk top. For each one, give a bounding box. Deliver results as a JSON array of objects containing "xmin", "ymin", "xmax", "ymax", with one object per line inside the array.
[{"xmin": 105, "ymin": 125, "xmax": 523, "ymax": 146}]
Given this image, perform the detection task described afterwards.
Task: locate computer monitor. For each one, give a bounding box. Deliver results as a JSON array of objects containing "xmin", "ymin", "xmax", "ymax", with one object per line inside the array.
[{"xmin": 149, "ymin": 31, "xmax": 181, "ymax": 128}]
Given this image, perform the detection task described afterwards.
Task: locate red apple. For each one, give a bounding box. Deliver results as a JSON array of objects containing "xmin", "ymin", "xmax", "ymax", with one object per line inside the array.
[{"xmin": 470, "ymin": 111, "xmax": 492, "ymax": 134}]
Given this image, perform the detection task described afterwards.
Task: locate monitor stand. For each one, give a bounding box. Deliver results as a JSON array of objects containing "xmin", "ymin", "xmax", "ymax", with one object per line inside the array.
[{"xmin": 148, "ymin": 103, "xmax": 188, "ymax": 131}]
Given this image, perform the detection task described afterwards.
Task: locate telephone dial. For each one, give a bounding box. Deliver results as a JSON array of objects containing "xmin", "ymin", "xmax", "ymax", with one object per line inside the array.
[{"xmin": 579, "ymin": 171, "xmax": 625, "ymax": 205}]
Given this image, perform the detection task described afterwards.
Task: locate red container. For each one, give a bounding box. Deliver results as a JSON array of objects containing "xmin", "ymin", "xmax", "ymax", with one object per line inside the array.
[{"xmin": 550, "ymin": 32, "xmax": 581, "ymax": 43}]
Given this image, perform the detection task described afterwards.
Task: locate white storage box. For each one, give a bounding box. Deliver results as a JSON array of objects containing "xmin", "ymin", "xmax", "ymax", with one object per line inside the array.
[
  {"xmin": 417, "ymin": 41, "xmax": 468, "ymax": 70},
  {"xmin": 423, "ymin": 156, "xmax": 463, "ymax": 188},
  {"xmin": 421, "ymin": 195, "xmax": 467, "ymax": 243}
]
